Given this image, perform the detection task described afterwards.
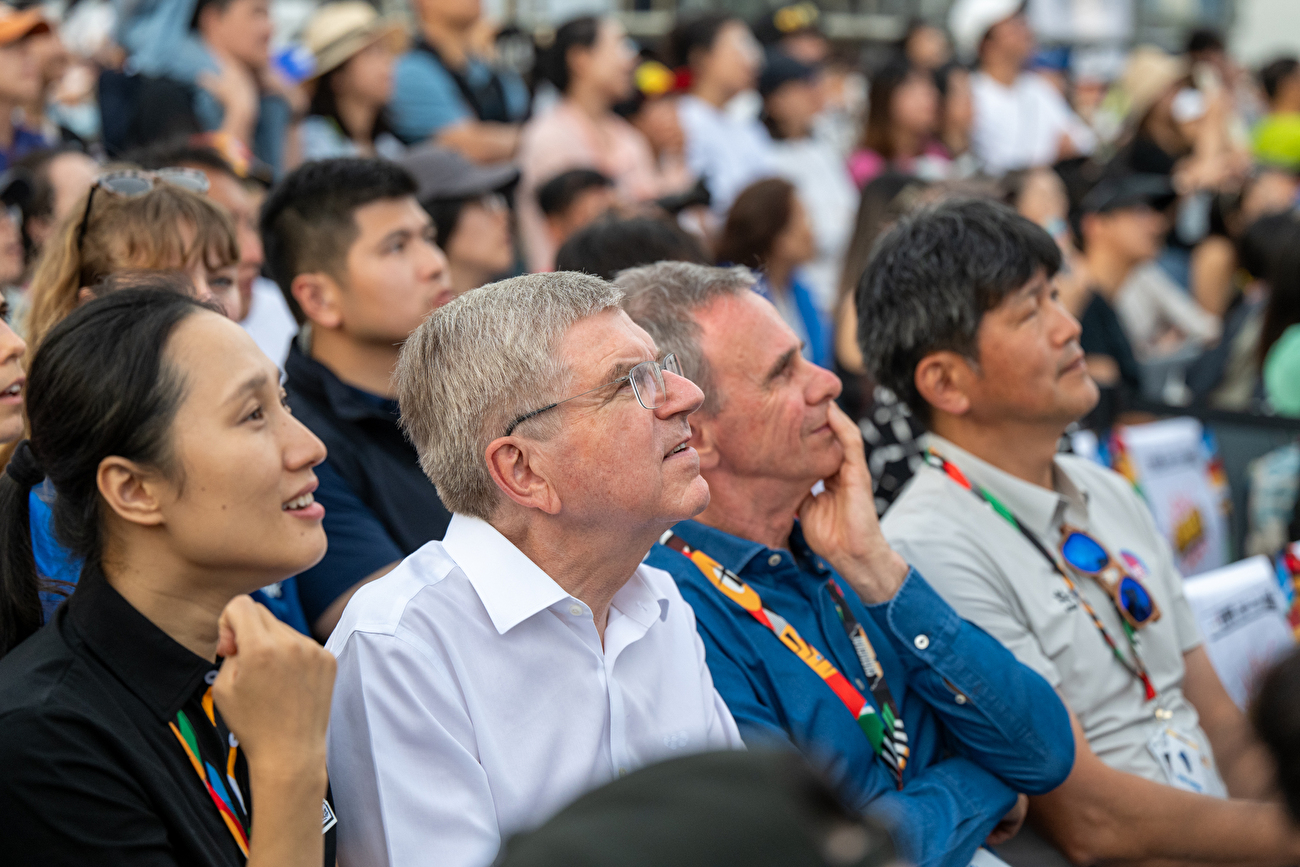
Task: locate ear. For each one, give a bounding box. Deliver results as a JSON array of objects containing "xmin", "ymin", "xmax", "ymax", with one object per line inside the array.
[
  {"xmin": 291, "ymin": 272, "xmax": 344, "ymax": 330},
  {"xmin": 96, "ymin": 456, "xmax": 167, "ymax": 528},
  {"xmin": 484, "ymin": 437, "xmax": 562, "ymax": 515},
  {"xmin": 914, "ymin": 350, "xmax": 973, "ymax": 419},
  {"xmin": 689, "ymin": 415, "xmax": 720, "ymax": 472}
]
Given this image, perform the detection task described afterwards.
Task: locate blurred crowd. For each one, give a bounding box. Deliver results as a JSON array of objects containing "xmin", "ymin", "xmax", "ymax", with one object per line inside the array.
[{"xmin": 5, "ymin": 0, "xmax": 1300, "ymax": 865}]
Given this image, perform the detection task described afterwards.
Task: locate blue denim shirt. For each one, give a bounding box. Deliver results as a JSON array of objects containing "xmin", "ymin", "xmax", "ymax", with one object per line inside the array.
[{"xmin": 647, "ymin": 520, "xmax": 1074, "ymax": 867}]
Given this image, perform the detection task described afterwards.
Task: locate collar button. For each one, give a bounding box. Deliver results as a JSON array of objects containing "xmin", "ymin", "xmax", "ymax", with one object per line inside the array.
[{"xmin": 767, "ymin": 554, "xmax": 782, "ymax": 567}]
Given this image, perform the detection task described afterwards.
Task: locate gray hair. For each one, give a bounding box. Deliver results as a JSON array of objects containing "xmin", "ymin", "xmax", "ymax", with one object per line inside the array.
[
  {"xmin": 615, "ymin": 262, "xmax": 755, "ymax": 416},
  {"xmin": 396, "ymin": 272, "xmax": 624, "ymax": 519}
]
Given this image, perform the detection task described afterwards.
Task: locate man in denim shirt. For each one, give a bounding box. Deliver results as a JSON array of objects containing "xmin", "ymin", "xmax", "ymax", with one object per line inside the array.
[{"xmin": 619, "ymin": 262, "xmax": 1075, "ymax": 867}]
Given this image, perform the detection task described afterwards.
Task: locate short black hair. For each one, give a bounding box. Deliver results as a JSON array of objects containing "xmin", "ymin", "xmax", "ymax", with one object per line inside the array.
[
  {"xmin": 533, "ymin": 16, "xmax": 600, "ymax": 95},
  {"xmin": 191, "ymin": 0, "xmax": 236, "ymax": 30},
  {"xmin": 665, "ymin": 13, "xmax": 734, "ymax": 69},
  {"xmin": 1186, "ymin": 27, "xmax": 1224, "ymax": 55},
  {"xmin": 537, "ymin": 169, "xmax": 613, "ymax": 217},
  {"xmin": 555, "ymin": 215, "xmax": 711, "ymax": 280},
  {"xmin": 1260, "ymin": 57, "xmax": 1300, "ymax": 102},
  {"xmin": 260, "ymin": 158, "xmax": 418, "ymax": 325},
  {"xmin": 124, "ymin": 139, "xmax": 238, "ymax": 179},
  {"xmin": 856, "ymin": 198, "xmax": 1062, "ymax": 417}
]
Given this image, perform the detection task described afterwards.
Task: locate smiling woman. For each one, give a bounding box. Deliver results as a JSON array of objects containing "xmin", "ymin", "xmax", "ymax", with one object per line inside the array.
[{"xmin": 0, "ymin": 290, "xmax": 339, "ymax": 867}]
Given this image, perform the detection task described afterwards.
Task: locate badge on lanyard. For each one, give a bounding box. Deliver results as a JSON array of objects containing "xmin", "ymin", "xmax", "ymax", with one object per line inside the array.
[{"xmin": 1146, "ymin": 726, "xmax": 1223, "ymax": 797}]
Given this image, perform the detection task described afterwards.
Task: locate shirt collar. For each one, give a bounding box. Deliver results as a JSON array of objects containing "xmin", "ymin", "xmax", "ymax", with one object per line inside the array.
[
  {"xmin": 922, "ymin": 433, "xmax": 1091, "ymax": 538},
  {"xmin": 66, "ymin": 565, "xmax": 217, "ymax": 724},
  {"xmin": 668, "ymin": 519, "xmax": 769, "ymax": 576},
  {"xmin": 285, "ymin": 342, "xmax": 399, "ymax": 424}
]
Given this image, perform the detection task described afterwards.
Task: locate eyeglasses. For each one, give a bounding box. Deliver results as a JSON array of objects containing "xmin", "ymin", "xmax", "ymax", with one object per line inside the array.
[
  {"xmin": 1059, "ymin": 526, "xmax": 1162, "ymax": 629},
  {"xmin": 504, "ymin": 353, "xmax": 683, "ymax": 437},
  {"xmin": 76, "ymin": 168, "xmax": 211, "ymax": 252}
]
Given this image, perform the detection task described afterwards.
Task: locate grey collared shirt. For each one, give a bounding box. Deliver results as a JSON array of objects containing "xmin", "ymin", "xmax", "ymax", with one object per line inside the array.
[{"xmin": 881, "ymin": 434, "xmax": 1222, "ymax": 791}]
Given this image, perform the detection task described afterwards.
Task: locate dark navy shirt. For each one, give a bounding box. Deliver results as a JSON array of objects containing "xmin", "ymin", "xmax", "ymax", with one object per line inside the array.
[{"xmin": 646, "ymin": 520, "xmax": 1075, "ymax": 867}]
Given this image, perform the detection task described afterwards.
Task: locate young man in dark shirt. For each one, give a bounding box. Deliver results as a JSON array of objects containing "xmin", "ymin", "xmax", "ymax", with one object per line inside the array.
[{"xmin": 261, "ymin": 158, "xmax": 455, "ymax": 640}]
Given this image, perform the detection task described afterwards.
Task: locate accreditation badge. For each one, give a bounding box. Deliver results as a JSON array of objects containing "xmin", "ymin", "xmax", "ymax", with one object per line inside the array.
[{"xmin": 1146, "ymin": 726, "xmax": 1223, "ymax": 797}]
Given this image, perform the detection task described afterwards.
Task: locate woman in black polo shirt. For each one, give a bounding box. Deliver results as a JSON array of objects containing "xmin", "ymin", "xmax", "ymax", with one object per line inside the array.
[{"xmin": 0, "ymin": 289, "xmax": 337, "ymax": 867}]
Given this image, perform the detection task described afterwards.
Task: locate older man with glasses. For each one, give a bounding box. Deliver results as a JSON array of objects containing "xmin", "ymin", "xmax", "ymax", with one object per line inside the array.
[
  {"xmin": 618, "ymin": 261, "xmax": 1076, "ymax": 867},
  {"xmin": 323, "ymin": 271, "xmax": 742, "ymax": 867}
]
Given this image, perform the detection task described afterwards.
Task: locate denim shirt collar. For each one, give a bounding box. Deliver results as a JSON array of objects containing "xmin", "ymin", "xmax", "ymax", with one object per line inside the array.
[{"xmin": 667, "ymin": 519, "xmax": 833, "ymax": 588}]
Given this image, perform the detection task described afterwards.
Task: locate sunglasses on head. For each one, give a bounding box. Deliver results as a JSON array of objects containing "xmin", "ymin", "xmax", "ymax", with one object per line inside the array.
[
  {"xmin": 75, "ymin": 168, "xmax": 211, "ymax": 252},
  {"xmin": 1059, "ymin": 526, "xmax": 1161, "ymax": 630}
]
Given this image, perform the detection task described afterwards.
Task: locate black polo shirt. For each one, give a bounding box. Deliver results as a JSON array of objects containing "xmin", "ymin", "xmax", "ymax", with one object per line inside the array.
[
  {"xmin": 284, "ymin": 341, "xmax": 452, "ymax": 623},
  {"xmin": 0, "ymin": 567, "xmax": 336, "ymax": 866}
]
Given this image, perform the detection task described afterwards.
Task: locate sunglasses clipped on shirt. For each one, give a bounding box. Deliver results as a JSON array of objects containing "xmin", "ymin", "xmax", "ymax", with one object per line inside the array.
[
  {"xmin": 1058, "ymin": 526, "xmax": 1161, "ymax": 630},
  {"xmin": 75, "ymin": 168, "xmax": 212, "ymax": 252}
]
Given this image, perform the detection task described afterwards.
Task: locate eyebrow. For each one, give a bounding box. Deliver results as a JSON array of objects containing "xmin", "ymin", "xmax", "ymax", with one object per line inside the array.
[
  {"xmin": 764, "ymin": 347, "xmax": 799, "ymax": 384},
  {"xmin": 228, "ymin": 372, "xmax": 270, "ymax": 404}
]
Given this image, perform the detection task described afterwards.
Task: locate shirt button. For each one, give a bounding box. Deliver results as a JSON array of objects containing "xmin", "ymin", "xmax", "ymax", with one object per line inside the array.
[
  {"xmin": 204, "ymin": 670, "xmax": 218, "ymax": 685},
  {"xmin": 568, "ymin": 604, "xmax": 583, "ymax": 616},
  {"xmin": 955, "ymin": 694, "xmax": 967, "ymax": 705},
  {"xmin": 914, "ymin": 634, "xmax": 930, "ymax": 650},
  {"xmin": 767, "ymin": 554, "xmax": 782, "ymax": 567}
]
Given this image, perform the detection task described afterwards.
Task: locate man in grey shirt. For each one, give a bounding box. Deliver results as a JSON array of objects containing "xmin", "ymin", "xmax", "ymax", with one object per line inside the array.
[{"xmin": 861, "ymin": 199, "xmax": 1300, "ymax": 865}]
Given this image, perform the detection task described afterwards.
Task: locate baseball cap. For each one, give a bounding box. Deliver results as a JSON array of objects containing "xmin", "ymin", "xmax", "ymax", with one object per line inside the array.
[
  {"xmin": 1080, "ymin": 173, "xmax": 1176, "ymax": 214},
  {"xmin": 752, "ymin": 2, "xmax": 822, "ymax": 48},
  {"xmin": 0, "ymin": 5, "xmax": 47, "ymax": 46},
  {"xmin": 398, "ymin": 146, "xmax": 519, "ymax": 203},
  {"xmin": 759, "ymin": 52, "xmax": 818, "ymax": 99},
  {"xmin": 948, "ymin": 0, "xmax": 1023, "ymax": 62}
]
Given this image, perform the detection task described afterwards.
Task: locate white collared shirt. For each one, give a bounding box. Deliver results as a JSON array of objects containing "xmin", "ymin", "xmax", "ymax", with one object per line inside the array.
[{"xmin": 325, "ymin": 514, "xmax": 742, "ymax": 867}]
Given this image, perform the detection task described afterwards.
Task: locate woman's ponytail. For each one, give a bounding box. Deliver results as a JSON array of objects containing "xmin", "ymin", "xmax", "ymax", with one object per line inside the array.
[{"xmin": 0, "ymin": 441, "xmax": 45, "ymax": 658}]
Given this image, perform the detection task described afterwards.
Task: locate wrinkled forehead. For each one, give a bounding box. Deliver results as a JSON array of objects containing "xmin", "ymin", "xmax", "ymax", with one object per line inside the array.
[{"xmin": 556, "ymin": 308, "xmax": 657, "ymax": 383}]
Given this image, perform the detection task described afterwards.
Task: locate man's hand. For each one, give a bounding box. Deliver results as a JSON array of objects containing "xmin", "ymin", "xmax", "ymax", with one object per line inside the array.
[
  {"xmin": 798, "ymin": 402, "xmax": 909, "ymax": 604},
  {"xmin": 212, "ymin": 596, "xmax": 336, "ymax": 779},
  {"xmin": 986, "ymin": 794, "xmax": 1028, "ymax": 846},
  {"xmin": 198, "ymin": 51, "xmax": 259, "ymax": 145}
]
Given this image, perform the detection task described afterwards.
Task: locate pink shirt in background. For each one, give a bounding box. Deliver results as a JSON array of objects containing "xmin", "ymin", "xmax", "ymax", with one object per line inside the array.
[
  {"xmin": 517, "ymin": 100, "xmax": 693, "ymax": 272},
  {"xmin": 846, "ymin": 141, "xmax": 952, "ymax": 188}
]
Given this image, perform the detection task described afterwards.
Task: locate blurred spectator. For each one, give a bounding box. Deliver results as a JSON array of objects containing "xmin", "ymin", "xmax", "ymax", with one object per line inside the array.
[
  {"xmin": 0, "ymin": 8, "xmax": 53, "ymax": 172},
  {"xmin": 762, "ymin": 52, "xmax": 857, "ymax": 312},
  {"xmin": 0, "ymin": 173, "xmax": 26, "ymax": 315},
  {"xmin": 1259, "ymin": 221, "xmax": 1300, "ymax": 416},
  {"xmin": 131, "ymin": 140, "xmax": 296, "ymax": 365},
  {"xmin": 191, "ymin": 0, "xmax": 297, "ymax": 176},
  {"xmin": 1074, "ymin": 173, "xmax": 1176, "ymax": 392},
  {"xmin": 553, "ymin": 213, "xmax": 710, "ymax": 280},
  {"xmin": 668, "ymin": 13, "xmax": 771, "ymax": 215},
  {"xmin": 899, "ymin": 18, "xmax": 951, "ymax": 71},
  {"xmin": 25, "ymin": 169, "xmax": 240, "ymax": 349},
  {"xmin": 518, "ymin": 16, "xmax": 688, "ymax": 272},
  {"xmin": 933, "ymin": 61, "xmax": 976, "ymax": 175},
  {"xmin": 949, "ymin": 0, "xmax": 1094, "ymax": 175},
  {"xmin": 401, "ymin": 145, "xmax": 517, "ymax": 297},
  {"xmin": 614, "ymin": 59, "xmax": 692, "ymax": 189},
  {"xmin": 19, "ymin": 19, "xmax": 71, "ymax": 147},
  {"xmin": 300, "ymin": 2, "xmax": 408, "ymax": 162},
  {"xmin": 260, "ymin": 158, "xmax": 454, "ymax": 641},
  {"xmin": 848, "ymin": 56, "xmax": 946, "ymax": 188},
  {"xmin": 495, "ymin": 751, "xmax": 896, "ymax": 867},
  {"xmin": 12, "ymin": 146, "xmax": 96, "ymax": 269},
  {"xmin": 389, "ymin": 0, "xmax": 528, "ymax": 161},
  {"xmin": 750, "ymin": 2, "xmax": 829, "ymax": 66},
  {"xmin": 1254, "ymin": 57, "xmax": 1300, "ymax": 173},
  {"xmin": 716, "ymin": 177, "xmax": 829, "ymax": 369},
  {"xmin": 536, "ymin": 168, "xmax": 616, "ymax": 256},
  {"xmin": 1253, "ymin": 647, "xmax": 1300, "ymax": 822}
]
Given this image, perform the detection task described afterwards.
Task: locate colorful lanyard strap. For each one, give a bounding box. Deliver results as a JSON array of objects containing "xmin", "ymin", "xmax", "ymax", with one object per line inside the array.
[
  {"xmin": 924, "ymin": 450, "xmax": 1157, "ymax": 701},
  {"xmin": 169, "ymin": 685, "xmax": 250, "ymax": 857},
  {"xmin": 661, "ymin": 530, "xmax": 909, "ymax": 788}
]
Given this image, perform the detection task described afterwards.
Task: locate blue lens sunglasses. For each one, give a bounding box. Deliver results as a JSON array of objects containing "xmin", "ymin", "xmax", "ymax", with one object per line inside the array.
[{"xmin": 1059, "ymin": 527, "xmax": 1161, "ymax": 630}]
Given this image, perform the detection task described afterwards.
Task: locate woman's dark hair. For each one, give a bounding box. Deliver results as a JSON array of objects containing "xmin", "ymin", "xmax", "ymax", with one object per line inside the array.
[
  {"xmin": 714, "ymin": 178, "xmax": 797, "ymax": 271},
  {"xmin": 554, "ymin": 214, "xmax": 711, "ymax": 280},
  {"xmin": 1254, "ymin": 646, "xmax": 1300, "ymax": 821},
  {"xmin": 665, "ymin": 12, "xmax": 733, "ymax": 70},
  {"xmin": 535, "ymin": 16, "xmax": 600, "ymax": 95},
  {"xmin": 838, "ymin": 172, "xmax": 928, "ymax": 304},
  {"xmin": 0, "ymin": 290, "xmax": 208, "ymax": 657},
  {"xmin": 1238, "ymin": 211, "xmax": 1297, "ymax": 282},
  {"xmin": 860, "ymin": 55, "xmax": 919, "ymax": 159},
  {"xmin": 1257, "ymin": 219, "xmax": 1300, "ymax": 369},
  {"xmin": 307, "ymin": 62, "xmax": 396, "ymax": 147},
  {"xmin": 422, "ymin": 198, "xmax": 469, "ymax": 251}
]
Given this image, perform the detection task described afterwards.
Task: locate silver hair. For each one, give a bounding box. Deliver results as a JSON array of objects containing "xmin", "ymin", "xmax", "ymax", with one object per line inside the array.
[
  {"xmin": 615, "ymin": 262, "xmax": 755, "ymax": 416},
  {"xmin": 396, "ymin": 271, "xmax": 624, "ymax": 520}
]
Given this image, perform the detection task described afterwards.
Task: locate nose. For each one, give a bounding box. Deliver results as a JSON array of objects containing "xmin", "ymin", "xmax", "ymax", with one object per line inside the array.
[
  {"xmin": 420, "ymin": 236, "xmax": 450, "ymax": 286},
  {"xmin": 805, "ymin": 358, "xmax": 843, "ymax": 405},
  {"xmin": 656, "ymin": 369, "xmax": 705, "ymax": 420},
  {"xmin": 190, "ymin": 272, "xmax": 217, "ymax": 305},
  {"xmin": 1050, "ymin": 290, "xmax": 1083, "ymax": 345},
  {"xmin": 284, "ymin": 410, "xmax": 327, "ymax": 472},
  {"xmin": 0, "ymin": 317, "xmax": 25, "ymax": 365}
]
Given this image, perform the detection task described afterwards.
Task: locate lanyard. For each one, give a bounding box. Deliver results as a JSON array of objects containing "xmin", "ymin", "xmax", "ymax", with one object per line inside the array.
[
  {"xmin": 925, "ymin": 450, "xmax": 1157, "ymax": 701},
  {"xmin": 661, "ymin": 530, "xmax": 909, "ymax": 788},
  {"xmin": 169, "ymin": 685, "xmax": 250, "ymax": 857}
]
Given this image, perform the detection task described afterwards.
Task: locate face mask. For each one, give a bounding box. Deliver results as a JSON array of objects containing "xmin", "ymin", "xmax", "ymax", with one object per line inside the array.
[{"xmin": 49, "ymin": 100, "xmax": 100, "ymax": 141}]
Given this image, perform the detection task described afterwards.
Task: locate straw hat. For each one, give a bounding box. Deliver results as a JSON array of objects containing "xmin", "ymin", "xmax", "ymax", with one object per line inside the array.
[
  {"xmin": 0, "ymin": 5, "xmax": 48, "ymax": 46},
  {"xmin": 1121, "ymin": 45, "xmax": 1188, "ymax": 126},
  {"xmin": 301, "ymin": 2, "xmax": 409, "ymax": 80}
]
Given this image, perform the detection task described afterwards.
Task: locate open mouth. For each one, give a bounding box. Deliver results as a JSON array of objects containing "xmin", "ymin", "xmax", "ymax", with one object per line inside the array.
[
  {"xmin": 282, "ymin": 491, "xmax": 316, "ymax": 511},
  {"xmin": 666, "ymin": 440, "xmax": 690, "ymax": 458},
  {"xmin": 0, "ymin": 380, "xmax": 22, "ymax": 399}
]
